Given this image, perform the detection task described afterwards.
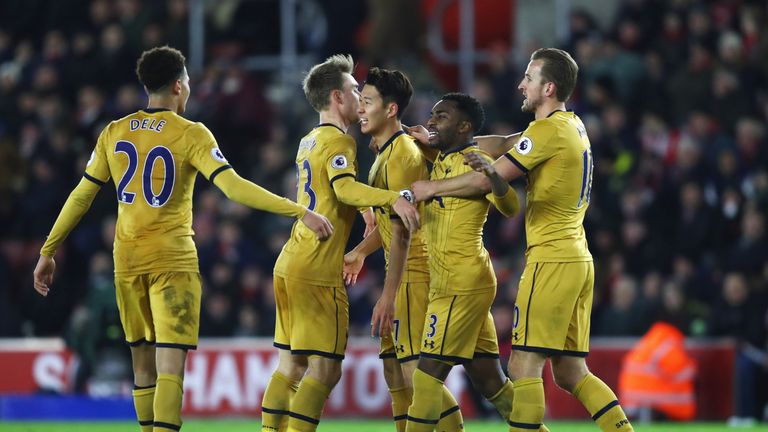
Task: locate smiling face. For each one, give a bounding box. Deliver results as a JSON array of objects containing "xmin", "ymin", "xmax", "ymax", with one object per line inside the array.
[
  {"xmin": 426, "ymin": 99, "xmax": 466, "ymax": 151},
  {"xmin": 358, "ymin": 83, "xmax": 394, "ymax": 135},
  {"xmin": 518, "ymin": 59, "xmax": 549, "ymax": 113}
]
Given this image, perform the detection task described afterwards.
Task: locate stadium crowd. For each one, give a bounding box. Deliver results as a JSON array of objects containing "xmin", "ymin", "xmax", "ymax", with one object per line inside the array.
[{"xmin": 0, "ymin": 0, "xmax": 766, "ymax": 416}]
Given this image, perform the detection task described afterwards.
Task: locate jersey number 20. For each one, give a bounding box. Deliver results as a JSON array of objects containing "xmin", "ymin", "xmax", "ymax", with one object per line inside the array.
[{"xmin": 115, "ymin": 140, "xmax": 175, "ymax": 207}]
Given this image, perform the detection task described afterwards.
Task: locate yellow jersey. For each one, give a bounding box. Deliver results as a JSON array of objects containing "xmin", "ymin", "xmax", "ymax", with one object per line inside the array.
[
  {"xmin": 82, "ymin": 108, "xmax": 234, "ymax": 275},
  {"xmin": 425, "ymin": 143, "xmax": 496, "ymax": 294},
  {"xmin": 275, "ymin": 124, "xmax": 396, "ymax": 286},
  {"xmin": 368, "ymin": 131, "xmax": 429, "ymax": 283},
  {"xmin": 504, "ymin": 110, "xmax": 593, "ymax": 263}
]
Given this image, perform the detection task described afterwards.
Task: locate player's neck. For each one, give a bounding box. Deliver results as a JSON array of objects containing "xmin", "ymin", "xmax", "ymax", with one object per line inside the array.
[
  {"xmin": 372, "ymin": 121, "xmax": 402, "ymax": 150},
  {"xmin": 146, "ymin": 94, "xmax": 178, "ymax": 113},
  {"xmin": 535, "ymin": 100, "xmax": 566, "ymax": 121},
  {"xmin": 319, "ymin": 110, "xmax": 350, "ymax": 133}
]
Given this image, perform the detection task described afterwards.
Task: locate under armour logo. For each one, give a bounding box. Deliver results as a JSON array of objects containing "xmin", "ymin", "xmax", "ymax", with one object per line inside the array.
[
  {"xmin": 513, "ymin": 332, "xmax": 519, "ymax": 341},
  {"xmin": 397, "ymin": 345, "xmax": 405, "ymax": 353},
  {"xmin": 424, "ymin": 340, "xmax": 435, "ymax": 349}
]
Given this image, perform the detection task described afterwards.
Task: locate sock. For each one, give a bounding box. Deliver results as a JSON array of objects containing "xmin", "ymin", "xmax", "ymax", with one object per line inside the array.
[
  {"xmin": 287, "ymin": 376, "xmax": 332, "ymax": 432},
  {"xmin": 508, "ymin": 378, "xmax": 544, "ymax": 432},
  {"xmin": 436, "ymin": 385, "xmax": 463, "ymax": 431},
  {"xmin": 573, "ymin": 373, "xmax": 633, "ymax": 432},
  {"xmin": 133, "ymin": 385, "xmax": 155, "ymax": 432},
  {"xmin": 261, "ymin": 371, "xmax": 300, "ymax": 432},
  {"xmin": 488, "ymin": 379, "xmax": 514, "ymax": 419},
  {"xmin": 153, "ymin": 373, "xmax": 183, "ymax": 431},
  {"xmin": 390, "ymin": 386, "xmax": 413, "ymax": 432},
  {"xmin": 405, "ymin": 369, "xmax": 444, "ymax": 432}
]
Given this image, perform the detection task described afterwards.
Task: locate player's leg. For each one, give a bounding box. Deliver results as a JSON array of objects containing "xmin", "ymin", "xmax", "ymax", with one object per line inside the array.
[
  {"xmin": 550, "ymin": 356, "xmax": 631, "ymax": 431},
  {"xmin": 130, "ymin": 344, "xmax": 157, "ymax": 432},
  {"xmin": 287, "ymin": 355, "xmax": 342, "ymax": 432},
  {"xmin": 115, "ymin": 274, "xmax": 158, "ymax": 432},
  {"xmin": 262, "ymin": 349, "xmax": 307, "ymax": 432},
  {"xmin": 507, "ymin": 350, "xmax": 547, "ymax": 432},
  {"xmin": 262, "ymin": 276, "xmax": 307, "ymax": 431},
  {"xmin": 551, "ymin": 262, "xmax": 633, "ymax": 432},
  {"xmin": 381, "ymin": 332, "xmax": 409, "ymax": 432},
  {"xmin": 147, "ymin": 272, "xmax": 202, "ymax": 432},
  {"xmin": 285, "ymin": 282, "xmax": 349, "ymax": 432},
  {"xmin": 406, "ymin": 357, "xmax": 453, "ymax": 432}
]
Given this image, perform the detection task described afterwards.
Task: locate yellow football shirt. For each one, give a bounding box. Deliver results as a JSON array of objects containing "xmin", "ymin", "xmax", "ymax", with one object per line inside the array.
[
  {"xmin": 504, "ymin": 110, "xmax": 593, "ymax": 262},
  {"xmin": 275, "ymin": 124, "xmax": 398, "ymax": 286},
  {"xmin": 82, "ymin": 108, "xmax": 234, "ymax": 274},
  {"xmin": 425, "ymin": 143, "xmax": 496, "ymax": 294},
  {"xmin": 368, "ymin": 131, "xmax": 429, "ymax": 283}
]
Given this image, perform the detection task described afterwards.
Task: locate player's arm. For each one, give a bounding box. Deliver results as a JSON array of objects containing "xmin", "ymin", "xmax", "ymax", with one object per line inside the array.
[
  {"xmin": 464, "ymin": 152, "xmax": 521, "ymax": 217},
  {"xmin": 412, "ymin": 151, "xmax": 526, "ymax": 202},
  {"xmin": 213, "ymin": 169, "xmax": 333, "ymax": 240},
  {"xmin": 34, "ymin": 177, "xmax": 102, "ymax": 296},
  {"xmin": 343, "ymin": 225, "xmax": 383, "ymax": 286},
  {"xmin": 332, "ymin": 176, "xmax": 419, "ymax": 231},
  {"xmin": 476, "ymin": 132, "xmax": 522, "ymax": 159},
  {"xmin": 371, "ymin": 218, "xmax": 410, "ymax": 337}
]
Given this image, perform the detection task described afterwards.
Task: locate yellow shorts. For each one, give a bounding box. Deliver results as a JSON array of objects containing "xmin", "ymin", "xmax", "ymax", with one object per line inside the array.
[
  {"xmin": 420, "ymin": 289, "xmax": 499, "ymax": 364},
  {"xmin": 273, "ymin": 276, "xmax": 349, "ymax": 359},
  {"xmin": 379, "ymin": 281, "xmax": 429, "ymax": 363},
  {"xmin": 512, "ymin": 261, "xmax": 594, "ymax": 357},
  {"xmin": 115, "ymin": 272, "xmax": 201, "ymax": 350}
]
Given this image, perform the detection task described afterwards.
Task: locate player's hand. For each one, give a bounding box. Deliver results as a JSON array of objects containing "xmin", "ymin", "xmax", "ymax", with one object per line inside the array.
[
  {"xmin": 371, "ymin": 293, "xmax": 395, "ymax": 338},
  {"xmin": 33, "ymin": 255, "xmax": 56, "ymax": 297},
  {"xmin": 392, "ymin": 197, "xmax": 420, "ymax": 232},
  {"xmin": 343, "ymin": 251, "xmax": 365, "ymax": 286},
  {"xmin": 301, "ymin": 210, "xmax": 334, "ymax": 240},
  {"xmin": 405, "ymin": 125, "xmax": 429, "ymax": 145},
  {"xmin": 362, "ymin": 208, "xmax": 376, "ymax": 238},
  {"xmin": 464, "ymin": 151, "xmax": 496, "ymax": 177},
  {"xmin": 411, "ymin": 180, "xmax": 435, "ymax": 202}
]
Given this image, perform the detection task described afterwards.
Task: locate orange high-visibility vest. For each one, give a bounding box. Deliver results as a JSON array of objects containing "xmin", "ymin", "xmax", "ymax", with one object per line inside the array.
[{"xmin": 618, "ymin": 322, "xmax": 697, "ymax": 420}]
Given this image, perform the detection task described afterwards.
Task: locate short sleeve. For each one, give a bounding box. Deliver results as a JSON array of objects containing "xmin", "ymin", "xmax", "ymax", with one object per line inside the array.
[
  {"xmin": 186, "ymin": 123, "xmax": 232, "ymax": 182},
  {"xmin": 325, "ymin": 134, "xmax": 358, "ymax": 184},
  {"xmin": 503, "ymin": 122, "xmax": 556, "ymax": 173},
  {"xmin": 83, "ymin": 125, "xmax": 112, "ymax": 186}
]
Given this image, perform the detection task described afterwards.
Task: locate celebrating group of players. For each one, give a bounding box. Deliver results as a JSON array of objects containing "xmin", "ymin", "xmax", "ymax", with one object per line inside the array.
[{"xmin": 32, "ymin": 45, "xmax": 634, "ymax": 432}]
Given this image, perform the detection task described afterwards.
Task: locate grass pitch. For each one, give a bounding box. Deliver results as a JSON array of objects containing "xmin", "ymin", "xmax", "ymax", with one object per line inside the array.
[{"xmin": 1, "ymin": 420, "xmax": 767, "ymax": 431}]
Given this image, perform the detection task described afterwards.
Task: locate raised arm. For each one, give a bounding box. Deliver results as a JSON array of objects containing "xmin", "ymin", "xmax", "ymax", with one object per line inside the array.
[
  {"xmin": 464, "ymin": 152, "xmax": 520, "ymax": 217},
  {"xmin": 214, "ymin": 169, "xmax": 333, "ymax": 240}
]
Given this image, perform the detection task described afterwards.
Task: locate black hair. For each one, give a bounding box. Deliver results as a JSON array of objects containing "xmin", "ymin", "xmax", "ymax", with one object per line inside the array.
[
  {"xmin": 441, "ymin": 92, "xmax": 485, "ymax": 133},
  {"xmin": 135, "ymin": 46, "xmax": 186, "ymax": 93},
  {"xmin": 364, "ymin": 67, "xmax": 413, "ymax": 119}
]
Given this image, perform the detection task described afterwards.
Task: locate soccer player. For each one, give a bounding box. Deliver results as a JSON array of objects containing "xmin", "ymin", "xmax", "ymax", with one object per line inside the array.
[
  {"xmin": 342, "ymin": 68, "xmax": 464, "ymax": 432},
  {"xmin": 32, "ymin": 46, "xmax": 334, "ymax": 432},
  {"xmin": 400, "ymin": 93, "xmax": 523, "ymax": 432},
  {"xmin": 260, "ymin": 55, "xmax": 419, "ymax": 432},
  {"xmin": 411, "ymin": 48, "xmax": 634, "ymax": 432}
]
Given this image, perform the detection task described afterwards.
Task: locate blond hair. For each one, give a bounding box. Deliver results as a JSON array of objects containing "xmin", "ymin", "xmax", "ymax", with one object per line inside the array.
[{"xmin": 302, "ymin": 54, "xmax": 354, "ymax": 112}]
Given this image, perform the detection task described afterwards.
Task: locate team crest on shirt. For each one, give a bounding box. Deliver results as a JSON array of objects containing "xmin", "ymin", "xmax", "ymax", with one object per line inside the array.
[
  {"xmin": 331, "ymin": 154, "xmax": 348, "ymax": 169},
  {"xmin": 515, "ymin": 137, "xmax": 533, "ymax": 155},
  {"xmin": 211, "ymin": 147, "xmax": 227, "ymax": 163},
  {"xmin": 86, "ymin": 151, "xmax": 96, "ymax": 167}
]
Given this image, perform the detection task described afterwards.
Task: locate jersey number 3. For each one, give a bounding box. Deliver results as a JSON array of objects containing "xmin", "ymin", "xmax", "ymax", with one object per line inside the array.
[
  {"xmin": 297, "ymin": 159, "xmax": 317, "ymax": 211},
  {"xmin": 115, "ymin": 140, "xmax": 175, "ymax": 207}
]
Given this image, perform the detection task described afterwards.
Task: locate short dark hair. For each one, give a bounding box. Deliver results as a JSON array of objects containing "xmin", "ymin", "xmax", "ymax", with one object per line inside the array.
[
  {"xmin": 136, "ymin": 46, "xmax": 186, "ymax": 93},
  {"xmin": 441, "ymin": 92, "xmax": 485, "ymax": 133},
  {"xmin": 531, "ymin": 48, "xmax": 579, "ymax": 102},
  {"xmin": 364, "ymin": 67, "xmax": 413, "ymax": 119},
  {"xmin": 302, "ymin": 54, "xmax": 354, "ymax": 112}
]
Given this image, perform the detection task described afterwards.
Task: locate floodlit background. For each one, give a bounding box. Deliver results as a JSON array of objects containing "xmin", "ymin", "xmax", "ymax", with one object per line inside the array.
[{"xmin": 0, "ymin": 0, "xmax": 766, "ymax": 429}]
